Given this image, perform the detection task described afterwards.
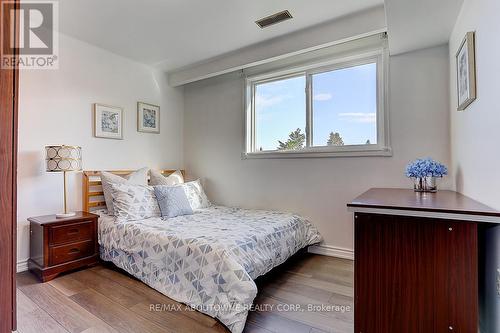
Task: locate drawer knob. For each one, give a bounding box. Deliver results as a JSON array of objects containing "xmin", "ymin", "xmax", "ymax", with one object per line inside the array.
[
  {"xmin": 68, "ymin": 229, "xmax": 79, "ymax": 235},
  {"xmin": 448, "ymin": 227, "xmax": 453, "ymax": 231},
  {"xmin": 449, "ymin": 326, "xmax": 453, "ymax": 330},
  {"xmin": 68, "ymin": 248, "xmax": 80, "ymax": 254}
]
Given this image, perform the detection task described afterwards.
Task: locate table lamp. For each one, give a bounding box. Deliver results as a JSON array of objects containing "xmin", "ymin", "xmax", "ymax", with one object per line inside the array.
[{"xmin": 45, "ymin": 145, "xmax": 82, "ymax": 218}]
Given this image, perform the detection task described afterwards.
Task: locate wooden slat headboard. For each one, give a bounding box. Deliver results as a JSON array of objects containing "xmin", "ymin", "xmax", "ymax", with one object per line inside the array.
[{"xmin": 82, "ymin": 169, "xmax": 185, "ymax": 212}]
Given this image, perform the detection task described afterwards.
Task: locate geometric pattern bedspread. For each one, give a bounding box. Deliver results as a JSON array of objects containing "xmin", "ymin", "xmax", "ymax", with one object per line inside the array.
[{"xmin": 98, "ymin": 206, "xmax": 322, "ymax": 333}]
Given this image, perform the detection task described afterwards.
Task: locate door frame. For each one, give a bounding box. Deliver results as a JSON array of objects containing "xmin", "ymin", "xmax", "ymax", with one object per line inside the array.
[{"xmin": 0, "ymin": 0, "xmax": 19, "ymax": 331}]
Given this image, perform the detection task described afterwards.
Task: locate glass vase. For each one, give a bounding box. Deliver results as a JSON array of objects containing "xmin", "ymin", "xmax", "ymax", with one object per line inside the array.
[{"xmin": 414, "ymin": 176, "xmax": 437, "ymax": 193}]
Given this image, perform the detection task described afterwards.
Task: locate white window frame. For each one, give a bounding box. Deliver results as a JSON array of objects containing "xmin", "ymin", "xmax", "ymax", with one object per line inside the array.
[{"xmin": 243, "ymin": 48, "xmax": 391, "ymax": 159}]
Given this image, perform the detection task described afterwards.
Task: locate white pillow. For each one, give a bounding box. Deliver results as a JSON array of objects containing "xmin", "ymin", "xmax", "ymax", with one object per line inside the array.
[
  {"xmin": 150, "ymin": 169, "xmax": 184, "ymax": 186},
  {"xmin": 110, "ymin": 183, "xmax": 160, "ymax": 221},
  {"xmin": 101, "ymin": 167, "xmax": 149, "ymax": 215},
  {"xmin": 178, "ymin": 179, "xmax": 210, "ymax": 210}
]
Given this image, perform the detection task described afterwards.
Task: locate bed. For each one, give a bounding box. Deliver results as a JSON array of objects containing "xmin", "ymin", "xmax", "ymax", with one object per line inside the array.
[{"xmin": 82, "ymin": 170, "xmax": 322, "ymax": 333}]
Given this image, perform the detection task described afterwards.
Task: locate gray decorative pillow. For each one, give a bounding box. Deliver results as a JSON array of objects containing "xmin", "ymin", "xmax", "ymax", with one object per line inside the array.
[
  {"xmin": 110, "ymin": 183, "xmax": 160, "ymax": 221},
  {"xmin": 150, "ymin": 169, "xmax": 184, "ymax": 186},
  {"xmin": 101, "ymin": 167, "xmax": 149, "ymax": 215},
  {"xmin": 154, "ymin": 185, "xmax": 193, "ymax": 218}
]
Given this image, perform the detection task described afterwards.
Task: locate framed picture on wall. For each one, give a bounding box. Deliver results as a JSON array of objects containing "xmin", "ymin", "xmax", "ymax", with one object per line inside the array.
[
  {"xmin": 456, "ymin": 31, "xmax": 476, "ymax": 111},
  {"xmin": 137, "ymin": 102, "xmax": 160, "ymax": 133},
  {"xmin": 93, "ymin": 103, "xmax": 124, "ymax": 139}
]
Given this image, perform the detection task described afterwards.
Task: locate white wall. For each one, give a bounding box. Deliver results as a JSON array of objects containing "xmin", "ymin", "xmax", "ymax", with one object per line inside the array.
[
  {"xmin": 184, "ymin": 45, "xmax": 451, "ymax": 252},
  {"xmin": 449, "ymin": 0, "xmax": 500, "ymax": 209},
  {"xmin": 17, "ymin": 33, "xmax": 184, "ymax": 266},
  {"xmin": 449, "ymin": 0, "xmax": 500, "ymax": 331}
]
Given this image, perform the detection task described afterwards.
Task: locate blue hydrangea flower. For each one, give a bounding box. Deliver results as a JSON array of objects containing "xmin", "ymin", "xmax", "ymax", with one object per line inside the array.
[{"xmin": 405, "ymin": 158, "xmax": 448, "ymax": 178}]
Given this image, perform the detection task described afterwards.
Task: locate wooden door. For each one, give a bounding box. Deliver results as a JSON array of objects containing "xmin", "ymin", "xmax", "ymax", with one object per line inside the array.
[
  {"xmin": 354, "ymin": 213, "xmax": 478, "ymax": 333},
  {"xmin": 0, "ymin": 0, "xmax": 18, "ymax": 331}
]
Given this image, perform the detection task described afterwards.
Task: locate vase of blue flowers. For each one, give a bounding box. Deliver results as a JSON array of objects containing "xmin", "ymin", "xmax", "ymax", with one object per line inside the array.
[{"xmin": 405, "ymin": 158, "xmax": 448, "ymax": 192}]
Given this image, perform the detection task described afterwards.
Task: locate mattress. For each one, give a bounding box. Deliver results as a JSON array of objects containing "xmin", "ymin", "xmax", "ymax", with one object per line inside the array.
[{"xmin": 98, "ymin": 205, "xmax": 321, "ymax": 333}]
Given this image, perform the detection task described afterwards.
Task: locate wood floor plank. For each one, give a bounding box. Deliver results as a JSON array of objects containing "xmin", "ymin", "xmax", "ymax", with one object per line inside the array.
[
  {"xmin": 309, "ymin": 328, "xmax": 329, "ymax": 333},
  {"xmin": 16, "ymin": 271, "xmax": 38, "ymax": 288},
  {"xmin": 254, "ymin": 295, "xmax": 352, "ymax": 333},
  {"xmin": 260, "ymin": 285, "xmax": 332, "ymax": 306},
  {"xmin": 92, "ymin": 265, "xmax": 219, "ymax": 328},
  {"xmin": 257, "ymin": 280, "xmax": 333, "ymax": 303},
  {"xmin": 309, "ymin": 271, "xmax": 353, "ymax": 288},
  {"xmin": 48, "ymin": 273, "xmax": 89, "ymax": 297},
  {"xmin": 69, "ymin": 288, "xmax": 167, "ymax": 333},
  {"xmin": 17, "ymin": 289, "xmax": 69, "ymax": 333},
  {"xmin": 18, "ymin": 280, "xmax": 117, "ymax": 333},
  {"xmin": 129, "ymin": 302, "xmax": 224, "ymax": 333},
  {"xmin": 247, "ymin": 311, "xmax": 311, "ymax": 333},
  {"xmin": 328, "ymin": 292, "xmax": 354, "ymax": 307},
  {"xmin": 285, "ymin": 255, "xmax": 353, "ymax": 275},
  {"xmin": 242, "ymin": 321, "xmax": 275, "ymax": 333},
  {"xmin": 16, "ymin": 289, "xmax": 37, "ymax": 314},
  {"xmin": 275, "ymin": 273, "xmax": 353, "ymax": 298},
  {"xmin": 69, "ymin": 269, "xmax": 147, "ymax": 308},
  {"xmin": 257, "ymin": 290, "xmax": 353, "ymax": 323},
  {"xmin": 17, "ymin": 254, "xmax": 354, "ymax": 333},
  {"xmin": 81, "ymin": 328, "xmax": 112, "ymax": 333},
  {"xmin": 284, "ymin": 258, "xmax": 353, "ymax": 288}
]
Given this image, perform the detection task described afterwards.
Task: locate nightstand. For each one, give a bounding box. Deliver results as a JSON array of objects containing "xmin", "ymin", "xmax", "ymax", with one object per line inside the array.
[{"xmin": 28, "ymin": 211, "xmax": 99, "ymax": 282}]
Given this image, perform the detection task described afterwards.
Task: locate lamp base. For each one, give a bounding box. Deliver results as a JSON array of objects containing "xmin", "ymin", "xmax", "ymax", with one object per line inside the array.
[{"xmin": 56, "ymin": 212, "xmax": 76, "ymax": 218}]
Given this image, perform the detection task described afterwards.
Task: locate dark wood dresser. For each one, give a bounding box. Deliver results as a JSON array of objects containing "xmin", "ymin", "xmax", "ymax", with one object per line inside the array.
[
  {"xmin": 28, "ymin": 211, "xmax": 99, "ymax": 282},
  {"xmin": 348, "ymin": 188, "xmax": 500, "ymax": 333}
]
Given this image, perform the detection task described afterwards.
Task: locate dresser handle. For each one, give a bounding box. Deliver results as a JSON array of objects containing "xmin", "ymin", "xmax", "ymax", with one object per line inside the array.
[
  {"xmin": 67, "ymin": 228, "xmax": 79, "ymax": 235},
  {"xmin": 68, "ymin": 248, "xmax": 80, "ymax": 254}
]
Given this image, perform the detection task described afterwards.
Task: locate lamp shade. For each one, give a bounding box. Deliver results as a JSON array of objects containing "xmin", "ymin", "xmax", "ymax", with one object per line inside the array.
[{"xmin": 45, "ymin": 145, "xmax": 82, "ymax": 172}]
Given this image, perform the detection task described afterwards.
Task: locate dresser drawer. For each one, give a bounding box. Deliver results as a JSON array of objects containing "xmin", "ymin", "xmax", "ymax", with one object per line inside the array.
[
  {"xmin": 50, "ymin": 221, "xmax": 94, "ymax": 245},
  {"xmin": 49, "ymin": 240, "xmax": 95, "ymax": 266}
]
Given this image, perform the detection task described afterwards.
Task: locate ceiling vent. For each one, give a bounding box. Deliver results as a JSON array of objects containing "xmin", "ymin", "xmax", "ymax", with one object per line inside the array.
[{"xmin": 255, "ymin": 10, "xmax": 293, "ymax": 29}]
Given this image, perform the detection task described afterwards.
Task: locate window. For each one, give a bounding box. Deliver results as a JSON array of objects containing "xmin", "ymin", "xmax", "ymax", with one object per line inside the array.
[
  {"xmin": 255, "ymin": 75, "xmax": 306, "ymax": 151},
  {"xmin": 245, "ymin": 50, "xmax": 390, "ymax": 158}
]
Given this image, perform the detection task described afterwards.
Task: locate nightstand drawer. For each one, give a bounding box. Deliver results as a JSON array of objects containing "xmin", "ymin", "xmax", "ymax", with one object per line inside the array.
[
  {"xmin": 50, "ymin": 221, "xmax": 93, "ymax": 245},
  {"xmin": 50, "ymin": 240, "xmax": 95, "ymax": 266}
]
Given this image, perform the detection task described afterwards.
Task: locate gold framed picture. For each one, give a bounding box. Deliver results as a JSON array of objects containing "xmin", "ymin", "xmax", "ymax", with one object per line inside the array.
[
  {"xmin": 456, "ymin": 31, "xmax": 476, "ymax": 111},
  {"xmin": 137, "ymin": 102, "xmax": 160, "ymax": 133},
  {"xmin": 93, "ymin": 103, "xmax": 123, "ymax": 140}
]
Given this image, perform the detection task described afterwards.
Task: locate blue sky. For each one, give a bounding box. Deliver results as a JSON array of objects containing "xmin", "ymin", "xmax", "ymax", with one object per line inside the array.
[{"xmin": 255, "ymin": 63, "xmax": 377, "ymax": 151}]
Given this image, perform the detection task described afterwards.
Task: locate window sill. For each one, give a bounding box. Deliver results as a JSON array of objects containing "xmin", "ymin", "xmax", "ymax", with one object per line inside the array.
[{"xmin": 242, "ymin": 147, "xmax": 393, "ymax": 159}]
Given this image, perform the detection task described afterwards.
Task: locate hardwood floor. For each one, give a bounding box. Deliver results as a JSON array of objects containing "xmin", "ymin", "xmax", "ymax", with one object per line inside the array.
[{"xmin": 16, "ymin": 253, "xmax": 353, "ymax": 333}]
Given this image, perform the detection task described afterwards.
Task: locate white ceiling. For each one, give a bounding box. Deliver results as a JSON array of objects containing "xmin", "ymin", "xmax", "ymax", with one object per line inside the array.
[
  {"xmin": 59, "ymin": 0, "xmax": 383, "ymax": 72},
  {"xmin": 385, "ymin": 0, "xmax": 464, "ymax": 55}
]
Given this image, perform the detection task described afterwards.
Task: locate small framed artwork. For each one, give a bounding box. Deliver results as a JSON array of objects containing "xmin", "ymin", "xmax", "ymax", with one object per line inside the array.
[
  {"xmin": 456, "ymin": 31, "xmax": 476, "ymax": 111},
  {"xmin": 93, "ymin": 103, "xmax": 123, "ymax": 139},
  {"xmin": 137, "ymin": 102, "xmax": 160, "ymax": 133}
]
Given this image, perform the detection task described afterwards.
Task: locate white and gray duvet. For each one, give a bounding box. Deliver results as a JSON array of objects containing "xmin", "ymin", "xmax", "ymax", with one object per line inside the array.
[{"xmin": 98, "ymin": 206, "xmax": 321, "ymax": 333}]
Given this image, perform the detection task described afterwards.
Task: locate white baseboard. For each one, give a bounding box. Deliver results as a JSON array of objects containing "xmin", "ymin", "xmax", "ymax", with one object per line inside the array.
[
  {"xmin": 17, "ymin": 259, "xmax": 28, "ymax": 273},
  {"xmin": 308, "ymin": 245, "xmax": 354, "ymax": 260}
]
